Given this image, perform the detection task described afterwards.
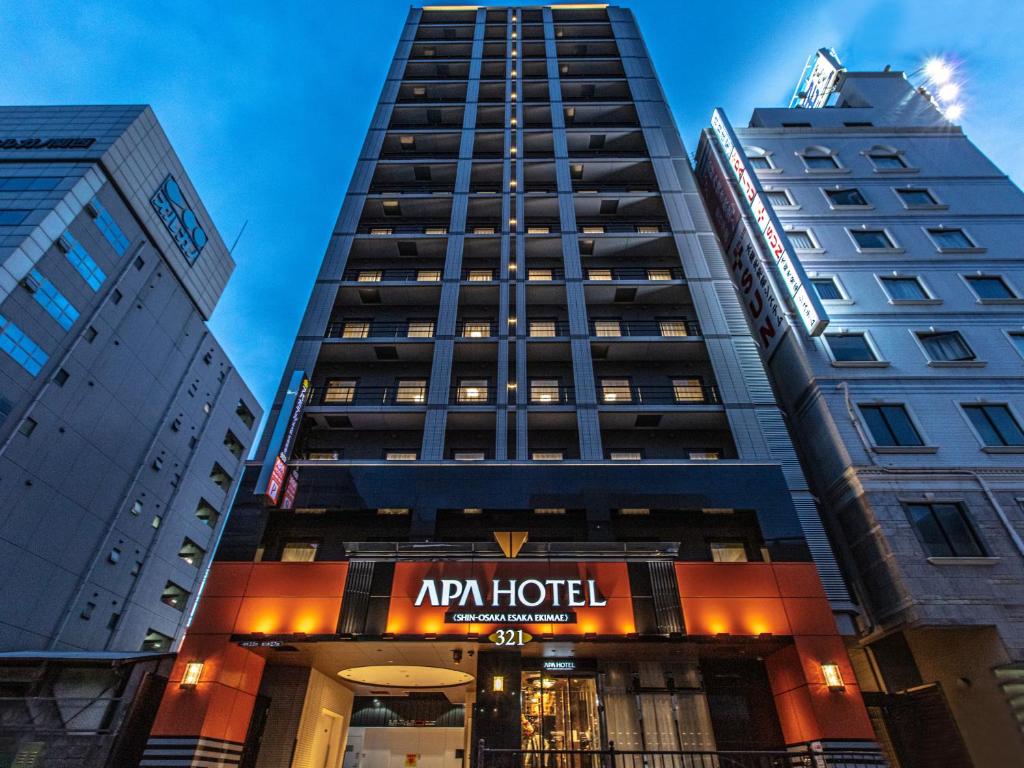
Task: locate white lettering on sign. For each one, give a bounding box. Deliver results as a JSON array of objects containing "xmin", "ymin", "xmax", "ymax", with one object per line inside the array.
[
  {"xmin": 710, "ymin": 108, "xmax": 828, "ymax": 337},
  {"xmin": 413, "ymin": 578, "xmax": 607, "ymax": 608}
]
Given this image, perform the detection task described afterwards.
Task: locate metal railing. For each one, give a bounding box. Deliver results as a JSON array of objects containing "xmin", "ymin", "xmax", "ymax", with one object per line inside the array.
[
  {"xmin": 477, "ymin": 744, "xmax": 888, "ymax": 768},
  {"xmin": 308, "ymin": 385, "xmax": 428, "ymax": 406},
  {"xmin": 585, "ymin": 268, "xmax": 684, "ymax": 281},
  {"xmin": 590, "ymin": 320, "xmax": 702, "ymax": 337},
  {"xmin": 527, "ymin": 384, "xmax": 576, "ymax": 405},
  {"xmin": 342, "ymin": 269, "xmax": 442, "ymax": 282},
  {"xmin": 450, "ymin": 384, "xmax": 497, "ymax": 405},
  {"xmin": 325, "ymin": 321, "xmax": 436, "ymax": 339},
  {"xmin": 597, "ymin": 383, "xmax": 721, "ymax": 405},
  {"xmin": 578, "ymin": 223, "xmax": 666, "ymax": 234}
]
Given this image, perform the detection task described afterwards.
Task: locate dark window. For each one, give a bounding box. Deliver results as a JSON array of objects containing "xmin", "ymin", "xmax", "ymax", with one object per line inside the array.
[
  {"xmin": 1009, "ymin": 332, "xmax": 1024, "ymax": 358},
  {"xmin": 966, "ymin": 276, "xmax": 1015, "ymax": 300},
  {"xmin": 851, "ymin": 229, "xmax": 895, "ymax": 250},
  {"xmin": 747, "ymin": 155, "xmax": 771, "ymax": 169},
  {"xmin": 811, "ymin": 278, "xmax": 842, "ymax": 300},
  {"xmin": 905, "ymin": 503, "xmax": 985, "ymax": 557},
  {"xmin": 826, "ymin": 188, "xmax": 867, "ymax": 206},
  {"xmin": 802, "ymin": 153, "xmax": 838, "ymax": 169},
  {"xmin": 881, "ymin": 277, "xmax": 928, "ymax": 301},
  {"xmin": 896, "ymin": 188, "xmax": 937, "ymax": 206},
  {"xmin": 928, "ymin": 228, "xmax": 974, "ymax": 249},
  {"xmin": 161, "ymin": 581, "xmax": 190, "ymax": 611},
  {"xmin": 917, "ymin": 331, "xmax": 974, "ymax": 362},
  {"xmin": 764, "ymin": 190, "xmax": 792, "ymax": 207},
  {"xmin": 786, "ymin": 229, "xmax": 815, "ymax": 249},
  {"xmin": 0, "ymin": 176, "xmax": 61, "ymax": 192},
  {"xmin": 142, "ymin": 629, "xmax": 172, "ymax": 651},
  {"xmin": 0, "ymin": 210, "xmax": 30, "ymax": 226},
  {"xmin": 962, "ymin": 404, "xmax": 1024, "ymax": 446},
  {"xmin": 860, "ymin": 404, "xmax": 924, "ymax": 447},
  {"xmin": 826, "ymin": 333, "xmax": 877, "ymax": 362},
  {"xmin": 869, "ymin": 152, "xmax": 906, "ymax": 169}
]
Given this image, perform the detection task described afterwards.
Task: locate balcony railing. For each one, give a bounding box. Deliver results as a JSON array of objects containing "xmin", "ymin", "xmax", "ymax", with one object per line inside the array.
[
  {"xmin": 325, "ymin": 321, "xmax": 435, "ymax": 339},
  {"xmin": 578, "ymin": 223, "xmax": 667, "ymax": 234},
  {"xmin": 526, "ymin": 384, "xmax": 576, "ymax": 405},
  {"xmin": 590, "ymin": 320, "xmax": 701, "ymax": 337},
  {"xmin": 341, "ymin": 269, "xmax": 442, "ymax": 282},
  {"xmin": 450, "ymin": 384, "xmax": 496, "ymax": 405},
  {"xmin": 585, "ymin": 267, "xmax": 683, "ymax": 281},
  {"xmin": 526, "ymin": 320, "xmax": 571, "ymax": 337},
  {"xmin": 308, "ymin": 385, "xmax": 428, "ymax": 406},
  {"xmin": 456, "ymin": 321, "xmax": 497, "ymax": 338},
  {"xmin": 597, "ymin": 383, "xmax": 721, "ymax": 405}
]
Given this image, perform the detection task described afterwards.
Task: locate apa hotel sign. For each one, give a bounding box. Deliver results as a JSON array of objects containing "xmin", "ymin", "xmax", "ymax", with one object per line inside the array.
[{"xmin": 388, "ymin": 561, "xmax": 634, "ymax": 636}]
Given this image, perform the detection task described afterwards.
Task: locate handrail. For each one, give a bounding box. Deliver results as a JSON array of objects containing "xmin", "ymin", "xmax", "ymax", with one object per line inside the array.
[{"xmin": 590, "ymin": 319, "xmax": 701, "ymax": 337}]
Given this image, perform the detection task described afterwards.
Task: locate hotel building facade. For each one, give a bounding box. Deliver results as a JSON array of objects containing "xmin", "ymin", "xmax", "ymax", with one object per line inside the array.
[{"xmin": 143, "ymin": 8, "xmax": 884, "ymax": 768}]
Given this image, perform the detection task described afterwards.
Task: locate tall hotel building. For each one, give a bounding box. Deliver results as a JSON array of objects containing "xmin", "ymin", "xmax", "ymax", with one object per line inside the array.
[
  {"xmin": 697, "ymin": 59, "xmax": 1024, "ymax": 767},
  {"xmin": 0, "ymin": 107, "xmax": 260, "ymax": 765},
  {"xmin": 144, "ymin": 8, "xmax": 882, "ymax": 768}
]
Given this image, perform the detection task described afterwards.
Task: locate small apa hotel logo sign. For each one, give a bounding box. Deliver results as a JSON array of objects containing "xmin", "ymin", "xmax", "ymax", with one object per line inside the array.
[{"xmin": 151, "ymin": 175, "xmax": 208, "ymax": 263}]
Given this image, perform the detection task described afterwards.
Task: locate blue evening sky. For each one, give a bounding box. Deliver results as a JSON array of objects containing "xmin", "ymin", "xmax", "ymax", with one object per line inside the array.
[{"xmin": 3, "ymin": 0, "xmax": 1022, "ymax": 425}]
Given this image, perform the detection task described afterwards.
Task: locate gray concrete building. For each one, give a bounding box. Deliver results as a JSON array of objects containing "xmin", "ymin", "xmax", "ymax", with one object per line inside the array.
[
  {"xmin": 0, "ymin": 106, "xmax": 261, "ymax": 764},
  {"xmin": 698, "ymin": 64, "xmax": 1024, "ymax": 767}
]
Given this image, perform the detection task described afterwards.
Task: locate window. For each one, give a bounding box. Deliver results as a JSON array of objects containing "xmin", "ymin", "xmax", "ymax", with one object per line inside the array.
[
  {"xmin": 395, "ymin": 379, "xmax": 427, "ymax": 403},
  {"xmin": 671, "ymin": 378, "xmax": 704, "ymax": 403},
  {"xmin": 532, "ymin": 451, "xmax": 563, "ymax": 461},
  {"xmin": 896, "ymin": 188, "xmax": 938, "ymax": 207},
  {"xmin": 646, "ymin": 268, "xmax": 673, "ymax": 281},
  {"xmin": 966, "ymin": 275, "xmax": 1016, "ymax": 301},
  {"xmin": 881, "ymin": 276, "xmax": 929, "ymax": 301},
  {"xmin": 386, "ymin": 451, "xmax": 418, "ymax": 461},
  {"xmin": 527, "ymin": 227, "xmax": 551, "ymax": 235},
  {"xmin": 929, "ymin": 227, "xmax": 976, "ymax": 250},
  {"xmin": 210, "ymin": 463, "xmax": 232, "ymax": 489},
  {"xmin": 529, "ymin": 320, "xmax": 557, "ymax": 338},
  {"xmin": 825, "ymin": 187, "xmax": 868, "ymax": 207},
  {"xmin": 609, "ymin": 451, "xmax": 642, "ymax": 460},
  {"xmin": 467, "ymin": 269, "xmax": 493, "ymax": 281},
  {"xmin": 868, "ymin": 149, "xmax": 907, "ymax": 170},
  {"xmin": 89, "ymin": 198, "xmax": 130, "ymax": 255},
  {"xmin": 417, "ymin": 269, "xmax": 441, "ymax": 281},
  {"xmin": 356, "ymin": 270, "xmax": 382, "ymax": 282},
  {"xmin": 424, "ymin": 227, "xmax": 447, "ymax": 235},
  {"xmin": 161, "ymin": 581, "xmax": 190, "ymax": 611},
  {"xmin": 764, "ymin": 189, "xmax": 793, "ymax": 207},
  {"xmin": 178, "ymin": 538, "xmax": 205, "ymax": 567},
  {"xmin": 582, "ymin": 226, "xmax": 605, "ymax": 234},
  {"xmin": 457, "ymin": 378, "xmax": 489, "ymax": 403},
  {"xmin": 472, "ymin": 227, "xmax": 495, "ymax": 235},
  {"xmin": 324, "ymin": 379, "xmax": 356, "ymax": 404},
  {"xmin": 599, "ymin": 378, "xmax": 632, "ymax": 403},
  {"xmin": 195, "ymin": 498, "xmax": 219, "ymax": 527},
  {"xmin": 281, "ymin": 542, "xmax": 319, "ymax": 562},
  {"xmin": 1008, "ymin": 332, "xmax": 1024, "ymax": 358},
  {"xmin": 825, "ymin": 332, "xmax": 877, "ymax": 362},
  {"xmin": 636, "ymin": 225, "xmax": 661, "ymax": 234},
  {"xmin": 851, "ymin": 228, "xmax": 896, "ymax": 250},
  {"xmin": 341, "ymin": 320, "xmax": 370, "ymax": 338},
  {"xmin": 60, "ymin": 232, "xmax": 106, "ymax": 290},
  {"xmin": 528, "ymin": 268, "xmax": 554, "ymax": 281},
  {"xmin": 223, "ymin": 430, "xmax": 244, "ymax": 459},
  {"xmin": 963, "ymin": 404, "xmax": 1024, "ymax": 447},
  {"xmin": 860, "ymin": 404, "xmax": 924, "ymax": 447},
  {"xmin": 0, "ymin": 176, "xmax": 61, "ymax": 192},
  {"xmin": 461, "ymin": 320, "xmax": 491, "ymax": 338},
  {"xmin": 587, "ymin": 268, "xmax": 613, "ymax": 281},
  {"xmin": 236, "ymin": 400, "xmax": 255, "ymax": 428},
  {"xmin": 307, "ymin": 451, "xmax": 338, "ymax": 461},
  {"xmin": 0, "ymin": 209, "xmax": 30, "ymax": 226},
  {"xmin": 530, "ymin": 379, "xmax": 561, "ymax": 404},
  {"xmin": 453, "ymin": 452, "xmax": 486, "ymax": 461},
  {"xmin": 28, "ymin": 270, "xmax": 78, "ymax": 330},
  {"xmin": 710, "ymin": 542, "xmax": 748, "ymax": 562},
  {"xmin": 811, "ymin": 278, "xmax": 843, "ymax": 301},
  {"xmin": 917, "ymin": 331, "xmax": 975, "ymax": 362},
  {"xmin": 786, "ymin": 229, "xmax": 816, "ymax": 250},
  {"xmin": 689, "ymin": 450, "xmax": 720, "ymax": 460},
  {"xmin": 800, "ymin": 149, "xmax": 839, "ymax": 170},
  {"xmin": 659, "ymin": 319, "xmax": 690, "ymax": 337},
  {"xmin": 593, "ymin": 319, "xmax": 621, "ymax": 337},
  {"xmin": 744, "ymin": 148, "xmax": 772, "ymax": 169},
  {"xmin": 905, "ymin": 503, "xmax": 985, "ymax": 557},
  {"xmin": 142, "ymin": 629, "xmax": 172, "ymax": 652},
  {"xmin": 407, "ymin": 320, "xmax": 435, "ymax": 338},
  {"xmin": 0, "ymin": 316, "xmax": 48, "ymax": 376}
]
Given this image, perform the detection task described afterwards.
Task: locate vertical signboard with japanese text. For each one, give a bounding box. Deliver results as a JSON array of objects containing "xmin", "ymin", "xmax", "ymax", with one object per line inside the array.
[{"xmin": 256, "ymin": 370, "xmax": 310, "ymax": 505}]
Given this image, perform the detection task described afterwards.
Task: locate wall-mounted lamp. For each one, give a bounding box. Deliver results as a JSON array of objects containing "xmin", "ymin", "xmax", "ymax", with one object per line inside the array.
[
  {"xmin": 492, "ymin": 675, "xmax": 505, "ymax": 692},
  {"xmin": 180, "ymin": 660, "xmax": 204, "ymax": 689},
  {"xmin": 821, "ymin": 663, "xmax": 845, "ymax": 691}
]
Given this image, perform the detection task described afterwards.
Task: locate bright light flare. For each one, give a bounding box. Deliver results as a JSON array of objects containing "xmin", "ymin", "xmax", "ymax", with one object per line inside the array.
[
  {"xmin": 938, "ymin": 82, "xmax": 960, "ymax": 101},
  {"xmin": 925, "ymin": 58, "xmax": 953, "ymax": 85},
  {"xmin": 944, "ymin": 103, "xmax": 964, "ymax": 121}
]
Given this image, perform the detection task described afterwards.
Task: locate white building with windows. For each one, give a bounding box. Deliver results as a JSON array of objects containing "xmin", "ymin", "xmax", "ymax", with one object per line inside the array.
[{"xmin": 723, "ymin": 70, "xmax": 1024, "ymax": 767}]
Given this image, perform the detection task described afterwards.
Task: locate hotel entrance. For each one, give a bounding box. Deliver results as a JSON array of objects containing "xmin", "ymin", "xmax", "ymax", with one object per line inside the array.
[{"xmin": 520, "ymin": 670, "xmax": 600, "ymax": 754}]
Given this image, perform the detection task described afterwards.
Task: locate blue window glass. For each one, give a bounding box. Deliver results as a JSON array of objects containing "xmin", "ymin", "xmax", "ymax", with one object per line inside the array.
[
  {"xmin": 0, "ymin": 209, "xmax": 31, "ymax": 226},
  {"xmin": 0, "ymin": 315, "xmax": 48, "ymax": 376},
  {"xmin": 61, "ymin": 231, "xmax": 106, "ymax": 290},
  {"xmin": 90, "ymin": 198, "xmax": 130, "ymax": 255},
  {"xmin": 29, "ymin": 269, "xmax": 79, "ymax": 331},
  {"xmin": 0, "ymin": 177, "xmax": 61, "ymax": 192}
]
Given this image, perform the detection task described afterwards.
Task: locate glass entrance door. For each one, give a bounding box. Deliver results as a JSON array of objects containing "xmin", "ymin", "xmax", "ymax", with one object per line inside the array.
[{"xmin": 521, "ymin": 673, "xmax": 601, "ymax": 754}]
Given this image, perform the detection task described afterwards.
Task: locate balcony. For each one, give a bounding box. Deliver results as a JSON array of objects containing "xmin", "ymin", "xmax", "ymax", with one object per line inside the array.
[
  {"xmin": 321, "ymin": 321, "xmax": 435, "ymax": 362},
  {"xmin": 325, "ymin": 320, "xmax": 435, "ymax": 339},
  {"xmin": 590, "ymin": 319, "xmax": 700, "ymax": 337},
  {"xmin": 585, "ymin": 267, "xmax": 683, "ymax": 282},
  {"xmin": 308, "ymin": 383, "xmax": 428, "ymax": 407},
  {"xmin": 341, "ymin": 268, "xmax": 441, "ymax": 283},
  {"xmin": 596, "ymin": 382, "xmax": 720, "ymax": 406}
]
